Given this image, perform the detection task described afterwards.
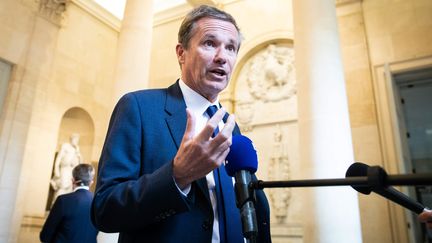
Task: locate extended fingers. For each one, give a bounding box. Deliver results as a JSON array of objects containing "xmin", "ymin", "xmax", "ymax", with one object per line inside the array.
[
  {"xmin": 183, "ymin": 108, "xmax": 196, "ymax": 140},
  {"xmin": 209, "ymin": 113, "xmax": 235, "ymax": 146},
  {"xmin": 219, "ymin": 113, "xmax": 235, "ymax": 138},
  {"xmin": 208, "ymin": 113, "xmax": 235, "ymax": 162},
  {"xmin": 197, "ymin": 108, "xmax": 226, "ymax": 141}
]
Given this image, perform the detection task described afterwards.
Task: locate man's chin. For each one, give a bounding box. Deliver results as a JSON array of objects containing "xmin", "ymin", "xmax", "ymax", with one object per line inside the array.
[{"xmin": 209, "ymin": 82, "xmax": 228, "ymax": 92}]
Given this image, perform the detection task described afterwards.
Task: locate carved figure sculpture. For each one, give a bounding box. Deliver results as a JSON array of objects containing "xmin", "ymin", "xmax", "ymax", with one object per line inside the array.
[{"xmin": 50, "ymin": 133, "xmax": 83, "ymax": 202}]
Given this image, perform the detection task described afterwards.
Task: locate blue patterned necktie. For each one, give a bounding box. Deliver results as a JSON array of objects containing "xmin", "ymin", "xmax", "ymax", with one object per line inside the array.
[{"xmin": 205, "ymin": 105, "xmax": 243, "ymax": 243}]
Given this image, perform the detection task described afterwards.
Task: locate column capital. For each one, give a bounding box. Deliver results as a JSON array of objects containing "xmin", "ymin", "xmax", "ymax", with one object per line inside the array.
[{"xmin": 37, "ymin": 0, "xmax": 70, "ymax": 25}]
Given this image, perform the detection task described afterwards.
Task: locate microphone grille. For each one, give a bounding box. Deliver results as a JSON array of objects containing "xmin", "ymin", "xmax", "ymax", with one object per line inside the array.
[{"xmin": 225, "ymin": 135, "xmax": 258, "ymax": 177}]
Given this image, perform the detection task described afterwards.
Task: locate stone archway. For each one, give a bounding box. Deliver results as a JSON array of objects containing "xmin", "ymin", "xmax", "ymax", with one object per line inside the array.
[
  {"xmin": 226, "ymin": 37, "xmax": 303, "ymax": 241},
  {"xmin": 45, "ymin": 107, "xmax": 95, "ymax": 210},
  {"xmin": 56, "ymin": 107, "xmax": 95, "ymax": 163}
]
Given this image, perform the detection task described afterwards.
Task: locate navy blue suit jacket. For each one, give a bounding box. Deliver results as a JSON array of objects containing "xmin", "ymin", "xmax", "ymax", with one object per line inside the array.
[
  {"xmin": 92, "ymin": 81, "xmax": 271, "ymax": 243},
  {"xmin": 40, "ymin": 189, "xmax": 98, "ymax": 243}
]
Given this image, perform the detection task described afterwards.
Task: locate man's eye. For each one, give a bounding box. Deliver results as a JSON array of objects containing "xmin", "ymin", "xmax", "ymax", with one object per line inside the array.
[
  {"xmin": 227, "ymin": 45, "xmax": 236, "ymax": 52},
  {"xmin": 204, "ymin": 40, "xmax": 214, "ymax": 47}
]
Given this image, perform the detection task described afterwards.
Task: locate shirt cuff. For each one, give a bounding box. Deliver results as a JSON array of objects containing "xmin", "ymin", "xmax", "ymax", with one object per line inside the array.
[{"xmin": 173, "ymin": 177, "xmax": 191, "ymax": 196}]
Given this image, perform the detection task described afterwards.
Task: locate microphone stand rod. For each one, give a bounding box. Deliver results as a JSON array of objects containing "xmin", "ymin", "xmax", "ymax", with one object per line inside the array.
[
  {"xmin": 386, "ymin": 173, "xmax": 432, "ymax": 186},
  {"xmin": 252, "ymin": 173, "xmax": 432, "ymax": 190},
  {"xmin": 253, "ymin": 176, "xmax": 368, "ymax": 190}
]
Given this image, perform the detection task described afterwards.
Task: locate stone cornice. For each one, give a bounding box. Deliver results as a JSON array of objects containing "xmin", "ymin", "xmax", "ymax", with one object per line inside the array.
[
  {"xmin": 335, "ymin": 0, "xmax": 362, "ymax": 6},
  {"xmin": 187, "ymin": 0, "xmax": 219, "ymax": 6},
  {"xmin": 154, "ymin": 3, "xmax": 192, "ymax": 27},
  {"xmin": 70, "ymin": 1, "xmax": 193, "ymax": 31},
  {"xmin": 72, "ymin": 0, "xmax": 121, "ymax": 31},
  {"xmin": 69, "ymin": 0, "xmax": 278, "ymax": 32}
]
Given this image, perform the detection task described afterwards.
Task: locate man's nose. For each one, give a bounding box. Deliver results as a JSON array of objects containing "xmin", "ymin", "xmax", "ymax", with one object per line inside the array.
[{"xmin": 214, "ymin": 48, "xmax": 227, "ymax": 64}]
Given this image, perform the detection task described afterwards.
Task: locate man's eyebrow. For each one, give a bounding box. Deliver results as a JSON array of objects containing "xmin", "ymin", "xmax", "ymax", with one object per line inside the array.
[
  {"xmin": 200, "ymin": 33, "xmax": 239, "ymax": 47},
  {"xmin": 202, "ymin": 33, "xmax": 216, "ymax": 39},
  {"xmin": 227, "ymin": 38, "xmax": 237, "ymax": 45}
]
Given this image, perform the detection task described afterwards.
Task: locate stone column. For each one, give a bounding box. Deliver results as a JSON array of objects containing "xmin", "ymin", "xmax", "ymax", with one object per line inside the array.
[
  {"xmin": 293, "ymin": 0, "xmax": 362, "ymax": 242},
  {"xmin": 113, "ymin": 0, "xmax": 154, "ymax": 102}
]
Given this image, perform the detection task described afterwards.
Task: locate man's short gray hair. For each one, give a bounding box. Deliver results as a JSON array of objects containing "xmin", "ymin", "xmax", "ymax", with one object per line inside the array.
[{"xmin": 178, "ymin": 5, "xmax": 242, "ymax": 50}]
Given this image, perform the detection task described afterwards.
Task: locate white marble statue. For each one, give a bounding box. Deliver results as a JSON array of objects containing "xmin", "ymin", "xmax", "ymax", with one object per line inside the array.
[{"xmin": 50, "ymin": 133, "xmax": 83, "ymax": 202}]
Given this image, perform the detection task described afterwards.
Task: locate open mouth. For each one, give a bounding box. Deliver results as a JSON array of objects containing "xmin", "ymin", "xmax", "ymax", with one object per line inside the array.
[{"xmin": 210, "ymin": 69, "xmax": 227, "ymax": 77}]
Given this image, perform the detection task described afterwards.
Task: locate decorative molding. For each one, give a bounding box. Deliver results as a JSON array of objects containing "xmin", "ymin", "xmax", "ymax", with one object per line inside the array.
[
  {"xmin": 186, "ymin": 0, "xmax": 219, "ymax": 7},
  {"xmin": 335, "ymin": 0, "xmax": 362, "ymax": 6},
  {"xmin": 21, "ymin": 215, "xmax": 45, "ymax": 228},
  {"xmin": 37, "ymin": 0, "xmax": 70, "ymax": 25},
  {"xmin": 372, "ymin": 56, "xmax": 432, "ymax": 243},
  {"xmin": 154, "ymin": 3, "xmax": 192, "ymax": 27},
  {"xmin": 235, "ymin": 100, "xmax": 255, "ymax": 132},
  {"xmin": 72, "ymin": 0, "xmax": 121, "ymax": 31},
  {"xmin": 271, "ymin": 224, "xmax": 303, "ymax": 241},
  {"xmin": 154, "ymin": 0, "xmax": 244, "ymax": 27},
  {"xmin": 268, "ymin": 125, "xmax": 291, "ymax": 224}
]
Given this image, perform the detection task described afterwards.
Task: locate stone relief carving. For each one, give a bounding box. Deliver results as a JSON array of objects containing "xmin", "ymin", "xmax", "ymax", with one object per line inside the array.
[
  {"xmin": 37, "ymin": 0, "xmax": 69, "ymax": 24},
  {"xmin": 246, "ymin": 44, "xmax": 296, "ymax": 102},
  {"xmin": 268, "ymin": 125, "xmax": 291, "ymax": 224},
  {"xmin": 235, "ymin": 100, "xmax": 255, "ymax": 132}
]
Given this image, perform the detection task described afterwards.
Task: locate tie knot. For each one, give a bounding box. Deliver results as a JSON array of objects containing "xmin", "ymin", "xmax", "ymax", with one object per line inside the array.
[{"xmin": 205, "ymin": 105, "xmax": 219, "ymax": 118}]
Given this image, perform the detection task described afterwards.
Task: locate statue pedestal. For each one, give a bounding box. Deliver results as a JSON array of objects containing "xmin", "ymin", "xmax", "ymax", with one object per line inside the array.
[{"xmin": 270, "ymin": 223, "xmax": 303, "ymax": 243}]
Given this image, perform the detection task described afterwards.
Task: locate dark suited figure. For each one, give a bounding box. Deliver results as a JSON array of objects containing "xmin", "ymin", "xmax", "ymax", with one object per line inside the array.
[
  {"xmin": 40, "ymin": 163, "xmax": 98, "ymax": 243},
  {"xmin": 92, "ymin": 5, "xmax": 271, "ymax": 243}
]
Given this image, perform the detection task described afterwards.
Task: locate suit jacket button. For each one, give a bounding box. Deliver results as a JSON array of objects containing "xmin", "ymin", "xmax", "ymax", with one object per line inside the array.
[{"xmin": 202, "ymin": 220, "xmax": 211, "ymax": 231}]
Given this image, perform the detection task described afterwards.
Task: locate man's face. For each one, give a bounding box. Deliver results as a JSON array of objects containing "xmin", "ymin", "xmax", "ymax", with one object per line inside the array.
[{"xmin": 176, "ymin": 17, "xmax": 240, "ymax": 102}]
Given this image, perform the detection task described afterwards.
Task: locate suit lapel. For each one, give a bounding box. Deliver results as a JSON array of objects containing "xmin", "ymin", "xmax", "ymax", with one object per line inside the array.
[
  {"xmin": 164, "ymin": 83, "xmax": 241, "ymax": 207},
  {"xmin": 165, "ymin": 81, "xmax": 187, "ymax": 149},
  {"xmin": 164, "ymin": 81, "xmax": 211, "ymax": 204}
]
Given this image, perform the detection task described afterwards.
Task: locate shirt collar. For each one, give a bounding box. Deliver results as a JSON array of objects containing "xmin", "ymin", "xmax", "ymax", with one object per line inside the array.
[
  {"xmin": 179, "ymin": 79, "xmax": 220, "ymax": 116},
  {"xmin": 74, "ymin": 185, "xmax": 89, "ymax": 192}
]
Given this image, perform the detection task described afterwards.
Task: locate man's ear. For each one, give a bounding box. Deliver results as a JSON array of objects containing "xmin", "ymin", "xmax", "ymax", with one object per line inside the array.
[{"xmin": 176, "ymin": 43, "xmax": 185, "ymax": 64}]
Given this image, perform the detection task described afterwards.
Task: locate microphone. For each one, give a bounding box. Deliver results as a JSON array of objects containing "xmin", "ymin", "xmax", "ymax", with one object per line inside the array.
[
  {"xmin": 226, "ymin": 135, "xmax": 258, "ymax": 241},
  {"xmin": 346, "ymin": 162, "xmax": 425, "ymax": 214}
]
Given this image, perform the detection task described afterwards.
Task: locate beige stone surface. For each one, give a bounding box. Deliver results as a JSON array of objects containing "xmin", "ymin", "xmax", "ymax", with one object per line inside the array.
[{"xmin": 0, "ymin": 0, "xmax": 431, "ymax": 242}]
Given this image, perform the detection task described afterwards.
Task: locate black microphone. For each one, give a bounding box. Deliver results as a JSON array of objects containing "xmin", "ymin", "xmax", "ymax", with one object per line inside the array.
[
  {"xmin": 226, "ymin": 135, "xmax": 258, "ymax": 242},
  {"xmin": 346, "ymin": 162, "xmax": 425, "ymax": 214}
]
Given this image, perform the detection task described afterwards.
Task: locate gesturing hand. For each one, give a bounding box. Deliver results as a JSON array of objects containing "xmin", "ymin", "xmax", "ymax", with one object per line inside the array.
[
  {"xmin": 419, "ymin": 209, "xmax": 432, "ymax": 229},
  {"xmin": 173, "ymin": 108, "xmax": 235, "ymax": 189}
]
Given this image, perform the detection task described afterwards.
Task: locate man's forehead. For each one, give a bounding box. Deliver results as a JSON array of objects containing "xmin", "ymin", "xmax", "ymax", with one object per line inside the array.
[
  {"xmin": 196, "ymin": 17, "xmax": 237, "ymax": 32},
  {"xmin": 195, "ymin": 18, "xmax": 239, "ymax": 42}
]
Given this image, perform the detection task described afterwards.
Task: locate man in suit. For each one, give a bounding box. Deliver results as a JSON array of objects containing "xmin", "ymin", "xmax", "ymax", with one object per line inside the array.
[
  {"xmin": 92, "ymin": 5, "xmax": 271, "ymax": 243},
  {"xmin": 40, "ymin": 163, "xmax": 98, "ymax": 243}
]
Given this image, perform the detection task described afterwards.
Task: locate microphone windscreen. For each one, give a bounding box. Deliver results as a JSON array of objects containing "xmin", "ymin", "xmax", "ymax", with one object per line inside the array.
[
  {"xmin": 225, "ymin": 135, "xmax": 258, "ymax": 177},
  {"xmin": 345, "ymin": 162, "xmax": 373, "ymax": 194}
]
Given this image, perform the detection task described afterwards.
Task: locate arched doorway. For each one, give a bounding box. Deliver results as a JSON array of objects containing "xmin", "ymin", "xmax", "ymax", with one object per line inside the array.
[{"xmin": 45, "ymin": 107, "xmax": 95, "ymax": 210}]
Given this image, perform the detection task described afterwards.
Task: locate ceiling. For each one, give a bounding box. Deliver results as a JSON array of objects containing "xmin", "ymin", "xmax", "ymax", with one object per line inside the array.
[{"xmin": 93, "ymin": 0, "xmax": 188, "ymax": 19}]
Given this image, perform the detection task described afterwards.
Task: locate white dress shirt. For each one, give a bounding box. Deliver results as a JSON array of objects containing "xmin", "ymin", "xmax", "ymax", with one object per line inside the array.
[{"xmin": 179, "ymin": 79, "xmax": 223, "ymax": 243}]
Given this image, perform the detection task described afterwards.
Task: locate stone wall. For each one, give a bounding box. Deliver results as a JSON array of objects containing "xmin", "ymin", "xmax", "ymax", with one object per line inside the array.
[{"xmin": 0, "ymin": 0, "xmax": 431, "ymax": 242}]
